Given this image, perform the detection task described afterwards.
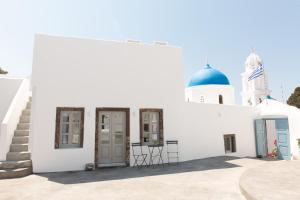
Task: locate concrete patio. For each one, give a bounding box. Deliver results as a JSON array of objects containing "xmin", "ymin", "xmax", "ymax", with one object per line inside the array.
[
  {"xmin": 0, "ymin": 156, "xmax": 268, "ymax": 200},
  {"xmin": 240, "ymin": 160, "xmax": 300, "ymax": 200}
]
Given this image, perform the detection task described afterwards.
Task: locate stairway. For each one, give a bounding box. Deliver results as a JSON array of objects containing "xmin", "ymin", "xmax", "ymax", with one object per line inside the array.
[{"xmin": 0, "ymin": 98, "xmax": 32, "ymax": 179}]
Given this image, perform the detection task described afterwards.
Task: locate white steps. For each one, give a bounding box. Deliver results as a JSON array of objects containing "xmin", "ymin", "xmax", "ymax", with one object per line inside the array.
[
  {"xmin": 10, "ymin": 144, "xmax": 28, "ymax": 152},
  {"xmin": 17, "ymin": 123, "xmax": 30, "ymax": 130},
  {"xmin": 19, "ymin": 116, "xmax": 30, "ymax": 123},
  {"xmin": 6, "ymin": 152, "xmax": 31, "ymax": 161},
  {"xmin": 14, "ymin": 130, "xmax": 29, "ymax": 137},
  {"xmin": 12, "ymin": 136, "xmax": 29, "ymax": 144},
  {"xmin": 0, "ymin": 98, "xmax": 32, "ymax": 179},
  {"xmin": 22, "ymin": 109, "xmax": 31, "ymax": 116}
]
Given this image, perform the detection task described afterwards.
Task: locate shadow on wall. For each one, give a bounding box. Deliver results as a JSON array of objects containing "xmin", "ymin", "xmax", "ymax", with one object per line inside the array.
[{"xmin": 38, "ymin": 156, "xmax": 254, "ymax": 185}]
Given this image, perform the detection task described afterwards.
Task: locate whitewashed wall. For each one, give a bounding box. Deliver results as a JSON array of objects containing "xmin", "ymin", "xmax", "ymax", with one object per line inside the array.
[
  {"xmin": 0, "ymin": 77, "xmax": 30, "ymax": 160},
  {"xmin": 179, "ymin": 103, "xmax": 256, "ymax": 161},
  {"xmin": 31, "ymin": 34, "xmax": 257, "ymax": 172},
  {"xmin": 0, "ymin": 77, "xmax": 23, "ymax": 123},
  {"xmin": 185, "ymin": 85, "xmax": 235, "ymax": 105},
  {"xmin": 31, "ymin": 34, "xmax": 185, "ymax": 172}
]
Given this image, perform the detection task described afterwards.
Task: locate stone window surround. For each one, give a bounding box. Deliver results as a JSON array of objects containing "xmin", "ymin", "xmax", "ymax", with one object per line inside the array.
[
  {"xmin": 139, "ymin": 108, "xmax": 164, "ymax": 145},
  {"xmin": 95, "ymin": 107, "xmax": 130, "ymax": 166},
  {"xmin": 55, "ymin": 107, "xmax": 85, "ymax": 149}
]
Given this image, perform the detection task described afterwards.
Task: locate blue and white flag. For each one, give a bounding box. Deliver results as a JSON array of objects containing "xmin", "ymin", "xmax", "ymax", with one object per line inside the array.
[{"xmin": 248, "ymin": 65, "xmax": 264, "ymax": 81}]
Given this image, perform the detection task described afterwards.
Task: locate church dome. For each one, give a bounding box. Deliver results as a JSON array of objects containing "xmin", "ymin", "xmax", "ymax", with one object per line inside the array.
[
  {"xmin": 188, "ymin": 64, "xmax": 230, "ymax": 87},
  {"xmin": 245, "ymin": 52, "xmax": 262, "ymax": 68}
]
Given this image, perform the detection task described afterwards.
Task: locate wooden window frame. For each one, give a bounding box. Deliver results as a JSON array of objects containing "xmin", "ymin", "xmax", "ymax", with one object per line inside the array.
[
  {"xmin": 223, "ymin": 134, "xmax": 236, "ymax": 153},
  {"xmin": 139, "ymin": 108, "xmax": 163, "ymax": 145},
  {"xmin": 55, "ymin": 107, "xmax": 85, "ymax": 149}
]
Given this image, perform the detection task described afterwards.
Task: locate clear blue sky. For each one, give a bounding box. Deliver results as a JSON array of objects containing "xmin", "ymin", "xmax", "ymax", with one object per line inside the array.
[{"xmin": 1, "ymin": 0, "xmax": 299, "ymax": 103}]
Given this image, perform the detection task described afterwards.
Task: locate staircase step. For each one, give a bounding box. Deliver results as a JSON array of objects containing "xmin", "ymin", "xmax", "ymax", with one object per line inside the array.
[
  {"xmin": 12, "ymin": 136, "xmax": 29, "ymax": 144},
  {"xmin": 26, "ymin": 102, "xmax": 31, "ymax": 109},
  {"xmin": 17, "ymin": 123, "xmax": 30, "ymax": 130},
  {"xmin": 14, "ymin": 130, "xmax": 29, "ymax": 137},
  {"xmin": 0, "ymin": 167, "xmax": 32, "ymax": 179},
  {"xmin": 0, "ymin": 160, "xmax": 32, "ymax": 170},
  {"xmin": 19, "ymin": 115, "xmax": 30, "ymax": 123},
  {"xmin": 22, "ymin": 109, "xmax": 31, "ymax": 116},
  {"xmin": 6, "ymin": 152, "xmax": 31, "ymax": 161},
  {"xmin": 10, "ymin": 144, "xmax": 28, "ymax": 152}
]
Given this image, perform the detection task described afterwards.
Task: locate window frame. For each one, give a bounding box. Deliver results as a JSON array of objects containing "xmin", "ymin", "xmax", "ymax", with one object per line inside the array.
[
  {"xmin": 219, "ymin": 95, "xmax": 223, "ymax": 104},
  {"xmin": 139, "ymin": 108, "xmax": 163, "ymax": 145},
  {"xmin": 223, "ymin": 134, "xmax": 236, "ymax": 153},
  {"xmin": 55, "ymin": 107, "xmax": 85, "ymax": 149}
]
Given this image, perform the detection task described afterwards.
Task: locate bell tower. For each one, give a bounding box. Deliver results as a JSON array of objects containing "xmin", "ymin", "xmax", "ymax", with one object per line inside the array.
[{"xmin": 241, "ymin": 50, "xmax": 271, "ymax": 106}]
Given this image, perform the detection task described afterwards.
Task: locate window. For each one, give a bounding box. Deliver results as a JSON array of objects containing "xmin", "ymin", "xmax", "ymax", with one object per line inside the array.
[
  {"xmin": 223, "ymin": 134, "xmax": 236, "ymax": 153},
  {"xmin": 55, "ymin": 107, "xmax": 84, "ymax": 148},
  {"xmin": 219, "ymin": 95, "xmax": 223, "ymax": 104},
  {"xmin": 140, "ymin": 109, "xmax": 163, "ymax": 145}
]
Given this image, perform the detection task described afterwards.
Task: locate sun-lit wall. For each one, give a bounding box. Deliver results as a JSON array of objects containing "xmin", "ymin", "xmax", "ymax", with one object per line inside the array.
[{"xmin": 31, "ymin": 34, "xmax": 257, "ymax": 172}]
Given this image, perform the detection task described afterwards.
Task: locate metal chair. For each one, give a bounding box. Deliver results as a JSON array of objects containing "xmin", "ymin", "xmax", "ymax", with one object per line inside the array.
[
  {"xmin": 131, "ymin": 142, "xmax": 148, "ymax": 167},
  {"xmin": 147, "ymin": 144, "xmax": 164, "ymax": 167},
  {"xmin": 166, "ymin": 140, "xmax": 179, "ymax": 165}
]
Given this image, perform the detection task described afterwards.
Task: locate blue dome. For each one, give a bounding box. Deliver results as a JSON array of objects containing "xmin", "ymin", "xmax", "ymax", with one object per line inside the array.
[{"xmin": 188, "ymin": 64, "xmax": 230, "ymax": 87}]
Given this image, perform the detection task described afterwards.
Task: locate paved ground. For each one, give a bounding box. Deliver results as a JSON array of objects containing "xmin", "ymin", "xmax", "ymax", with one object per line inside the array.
[
  {"xmin": 240, "ymin": 160, "xmax": 300, "ymax": 200},
  {"xmin": 0, "ymin": 157, "xmax": 265, "ymax": 200}
]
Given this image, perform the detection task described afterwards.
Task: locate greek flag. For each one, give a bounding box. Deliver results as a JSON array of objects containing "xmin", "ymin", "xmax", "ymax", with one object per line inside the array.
[{"xmin": 248, "ymin": 65, "xmax": 264, "ymax": 81}]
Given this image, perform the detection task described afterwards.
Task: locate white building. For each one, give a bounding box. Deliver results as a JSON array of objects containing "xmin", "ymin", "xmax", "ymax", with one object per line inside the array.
[
  {"xmin": 241, "ymin": 51, "xmax": 271, "ymax": 106},
  {"xmin": 0, "ymin": 34, "xmax": 299, "ymax": 176},
  {"xmin": 185, "ymin": 64, "xmax": 235, "ymax": 105}
]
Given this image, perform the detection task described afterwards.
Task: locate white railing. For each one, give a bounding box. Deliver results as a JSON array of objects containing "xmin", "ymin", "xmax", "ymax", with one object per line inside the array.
[{"xmin": 0, "ymin": 79, "xmax": 30, "ymax": 160}]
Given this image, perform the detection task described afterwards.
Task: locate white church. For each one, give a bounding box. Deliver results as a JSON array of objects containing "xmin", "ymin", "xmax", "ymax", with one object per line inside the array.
[{"xmin": 0, "ymin": 34, "xmax": 300, "ymax": 178}]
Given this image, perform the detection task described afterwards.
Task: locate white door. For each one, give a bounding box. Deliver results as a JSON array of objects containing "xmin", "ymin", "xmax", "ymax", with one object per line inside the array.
[{"xmin": 98, "ymin": 111, "xmax": 126, "ymax": 166}]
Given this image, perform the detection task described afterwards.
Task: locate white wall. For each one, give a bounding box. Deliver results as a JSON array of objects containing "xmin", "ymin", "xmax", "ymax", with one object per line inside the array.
[
  {"xmin": 31, "ymin": 34, "xmax": 185, "ymax": 172},
  {"xmin": 256, "ymin": 99, "xmax": 300, "ymax": 158},
  {"xmin": 185, "ymin": 85, "xmax": 235, "ymax": 105},
  {"xmin": 0, "ymin": 77, "xmax": 30, "ymax": 160},
  {"xmin": 31, "ymin": 34, "xmax": 257, "ymax": 172},
  {"xmin": 179, "ymin": 103, "xmax": 256, "ymax": 161},
  {"xmin": 0, "ymin": 77, "xmax": 23, "ymax": 122}
]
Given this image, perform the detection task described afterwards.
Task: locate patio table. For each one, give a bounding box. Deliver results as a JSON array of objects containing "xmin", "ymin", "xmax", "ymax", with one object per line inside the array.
[{"xmin": 147, "ymin": 144, "xmax": 164, "ymax": 167}]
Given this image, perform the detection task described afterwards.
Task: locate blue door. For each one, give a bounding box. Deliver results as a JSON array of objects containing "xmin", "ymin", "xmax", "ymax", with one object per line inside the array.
[
  {"xmin": 275, "ymin": 119, "xmax": 291, "ymax": 160},
  {"xmin": 255, "ymin": 119, "xmax": 267, "ymax": 158}
]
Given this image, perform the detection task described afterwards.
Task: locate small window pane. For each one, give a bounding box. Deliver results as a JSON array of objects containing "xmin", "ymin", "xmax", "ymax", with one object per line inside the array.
[
  {"xmin": 101, "ymin": 114, "xmax": 110, "ymax": 124},
  {"xmin": 72, "ymin": 134, "xmax": 80, "ymax": 144},
  {"xmin": 62, "ymin": 135, "xmax": 68, "ymax": 144},
  {"xmin": 152, "ymin": 124, "xmax": 158, "ymax": 132},
  {"xmin": 62, "ymin": 124, "xmax": 69, "ymax": 133},
  {"xmin": 101, "ymin": 124, "xmax": 110, "ymax": 132},
  {"xmin": 151, "ymin": 112, "xmax": 158, "ymax": 123},
  {"xmin": 72, "ymin": 123, "xmax": 80, "ymax": 134},
  {"xmin": 72, "ymin": 112, "xmax": 81, "ymax": 122},
  {"xmin": 143, "ymin": 113, "xmax": 149, "ymax": 123},
  {"xmin": 62, "ymin": 113, "xmax": 69, "ymax": 122},
  {"xmin": 144, "ymin": 124, "xmax": 149, "ymax": 132}
]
